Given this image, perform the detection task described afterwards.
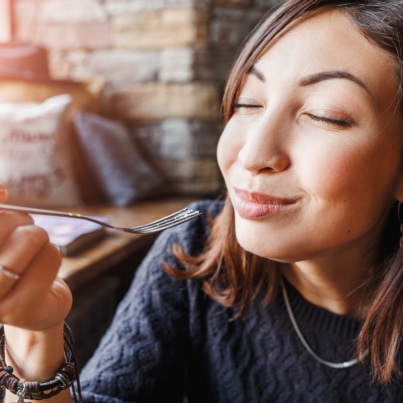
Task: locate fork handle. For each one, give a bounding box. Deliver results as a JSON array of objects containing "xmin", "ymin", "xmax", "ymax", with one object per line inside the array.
[
  {"xmin": 0, "ymin": 204, "xmax": 116, "ymax": 233},
  {"xmin": 0, "ymin": 204, "xmax": 79, "ymax": 219},
  {"xmin": 0, "ymin": 204, "xmax": 110, "ymax": 229}
]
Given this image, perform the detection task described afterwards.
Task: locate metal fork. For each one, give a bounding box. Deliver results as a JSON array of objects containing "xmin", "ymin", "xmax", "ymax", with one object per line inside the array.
[{"xmin": 0, "ymin": 204, "xmax": 201, "ymax": 234}]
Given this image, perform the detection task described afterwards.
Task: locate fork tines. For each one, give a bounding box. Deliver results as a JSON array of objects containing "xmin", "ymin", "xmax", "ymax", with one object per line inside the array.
[{"xmin": 130, "ymin": 208, "xmax": 201, "ymax": 233}]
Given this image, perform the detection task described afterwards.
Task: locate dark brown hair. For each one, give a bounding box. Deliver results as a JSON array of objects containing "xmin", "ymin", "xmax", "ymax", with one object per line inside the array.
[{"xmin": 165, "ymin": 0, "xmax": 403, "ymax": 385}]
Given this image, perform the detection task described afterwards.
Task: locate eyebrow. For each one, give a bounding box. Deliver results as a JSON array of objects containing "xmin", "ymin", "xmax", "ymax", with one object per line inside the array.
[
  {"xmin": 248, "ymin": 67, "xmax": 371, "ymax": 97},
  {"xmin": 248, "ymin": 66, "xmax": 266, "ymax": 82},
  {"xmin": 299, "ymin": 71, "xmax": 371, "ymax": 95}
]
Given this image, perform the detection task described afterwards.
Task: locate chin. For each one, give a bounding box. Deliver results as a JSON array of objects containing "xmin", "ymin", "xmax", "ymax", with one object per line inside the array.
[
  {"xmin": 235, "ymin": 229, "xmax": 290, "ymax": 263},
  {"xmin": 234, "ymin": 221, "xmax": 308, "ymax": 264}
]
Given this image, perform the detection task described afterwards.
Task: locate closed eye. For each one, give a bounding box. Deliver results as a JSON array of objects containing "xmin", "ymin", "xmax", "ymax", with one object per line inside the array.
[
  {"xmin": 232, "ymin": 102, "xmax": 263, "ymax": 115},
  {"xmin": 233, "ymin": 102, "xmax": 261, "ymax": 108},
  {"xmin": 307, "ymin": 113, "xmax": 352, "ymax": 128}
]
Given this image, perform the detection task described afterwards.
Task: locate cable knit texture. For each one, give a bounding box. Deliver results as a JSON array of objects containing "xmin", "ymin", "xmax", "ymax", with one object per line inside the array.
[{"xmin": 79, "ymin": 200, "xmax": 403, "ymax": 402}]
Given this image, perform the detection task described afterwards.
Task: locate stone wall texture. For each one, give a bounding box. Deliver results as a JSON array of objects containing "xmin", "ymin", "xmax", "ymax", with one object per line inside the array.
[{"xmin": 12, "ymin": 0, "xmax": 284, "ymax": 197}]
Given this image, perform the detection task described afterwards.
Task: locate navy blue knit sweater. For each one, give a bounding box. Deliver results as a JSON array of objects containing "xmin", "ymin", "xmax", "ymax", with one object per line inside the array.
[{"xmin": 80, "ymin": 200, "xmax": 403, "ymax": 402}]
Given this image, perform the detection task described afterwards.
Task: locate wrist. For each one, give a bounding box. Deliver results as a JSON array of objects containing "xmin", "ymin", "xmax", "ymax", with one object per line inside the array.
[
  {"xmin": 3, "ymin": 322, "xmax": 65, "ymax": 381},
  {"xmin": 0, "ymin": 323, "xmax": 80, "ymax": 402}
]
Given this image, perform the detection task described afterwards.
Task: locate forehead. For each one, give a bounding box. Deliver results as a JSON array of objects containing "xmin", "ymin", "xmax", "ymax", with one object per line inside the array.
[{"xmin": 249, "ymin": 9, "xmax": 399, "ymax": 106}]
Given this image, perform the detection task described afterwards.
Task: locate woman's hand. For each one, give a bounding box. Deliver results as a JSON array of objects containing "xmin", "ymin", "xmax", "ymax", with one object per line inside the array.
[
  {"xmin": 0, "ymin": 186, "xmax": 73, "ymax": 397},
  {"xmin": 0, "ymin": 185, "xmax": 72, "ymax": 330}
]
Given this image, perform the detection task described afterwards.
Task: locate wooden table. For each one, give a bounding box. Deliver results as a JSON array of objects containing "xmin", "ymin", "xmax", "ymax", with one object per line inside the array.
[{"xmin": 59, "ymin": 197, "xmax": 196, "ymax": 291}]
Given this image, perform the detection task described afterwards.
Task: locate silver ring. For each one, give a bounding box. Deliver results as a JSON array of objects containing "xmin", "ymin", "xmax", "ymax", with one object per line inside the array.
[{"xmin": 0, "ymin": 264, "xmax": 20, "ymax": 280}]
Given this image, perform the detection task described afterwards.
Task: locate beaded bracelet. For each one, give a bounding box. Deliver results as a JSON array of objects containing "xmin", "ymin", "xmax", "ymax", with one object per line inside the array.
[{"xmin": 0, "ymin": 323, "xmax": 83, "ymax": 402}]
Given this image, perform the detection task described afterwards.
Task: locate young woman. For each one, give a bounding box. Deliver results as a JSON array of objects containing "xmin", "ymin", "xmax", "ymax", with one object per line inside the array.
[{"xmin": 0, "ymin": 0, "xmax": 402, "ymax": 401}]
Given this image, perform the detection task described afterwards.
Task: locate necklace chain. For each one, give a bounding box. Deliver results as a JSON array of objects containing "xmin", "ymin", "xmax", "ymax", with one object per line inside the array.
[{"xmin": 280, "ymin": 278, "xmax": 367, "ymax": 369}]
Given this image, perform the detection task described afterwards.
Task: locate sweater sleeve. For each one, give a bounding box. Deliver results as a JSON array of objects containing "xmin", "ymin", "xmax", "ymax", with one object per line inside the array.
[{"xmin": 78, "ymin": 209, "xmax": 206, "ymax": 403}]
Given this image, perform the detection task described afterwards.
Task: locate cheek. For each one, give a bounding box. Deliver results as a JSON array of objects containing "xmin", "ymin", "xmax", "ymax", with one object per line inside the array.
[
  {"xmin": 301, "ymin": 137, "xmax": 401, "ymax": 212},
  {"xmin": 304, "ymin": 151, "xmax": 352, "ymax": 197},
  {"xmin": 216, "ymin": 123, "xmax": 239, "ymax": 177}
]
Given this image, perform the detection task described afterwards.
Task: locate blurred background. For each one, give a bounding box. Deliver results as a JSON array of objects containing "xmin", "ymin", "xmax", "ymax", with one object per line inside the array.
[{"xmin": 0, "ymin": 0, "xmax": 283, "ymax": 200}]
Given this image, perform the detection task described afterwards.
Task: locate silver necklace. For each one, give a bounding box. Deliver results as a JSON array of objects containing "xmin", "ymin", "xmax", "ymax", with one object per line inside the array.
[{"xmin": 280, "ymin": 277, "xmax": 367, "ymax": 369}]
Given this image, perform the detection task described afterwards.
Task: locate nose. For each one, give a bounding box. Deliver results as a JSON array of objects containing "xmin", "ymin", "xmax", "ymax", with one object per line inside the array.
[{"xmin": 237, "ymin": 110, "xmax": 291, "ymax": 174}]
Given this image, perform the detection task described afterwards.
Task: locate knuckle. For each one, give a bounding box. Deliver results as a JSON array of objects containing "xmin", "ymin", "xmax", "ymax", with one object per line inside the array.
[{"xmin": 13, "ymin": 224, "xmax": 50, "ymax": 246}]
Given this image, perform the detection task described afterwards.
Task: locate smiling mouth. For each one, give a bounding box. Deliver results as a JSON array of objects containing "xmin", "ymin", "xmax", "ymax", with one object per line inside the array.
[{"xmin": 232, "ymin": 188, "xmax": 297, "ymax": 219}]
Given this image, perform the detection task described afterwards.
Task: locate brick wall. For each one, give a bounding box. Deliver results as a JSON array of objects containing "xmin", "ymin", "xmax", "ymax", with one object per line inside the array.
[{"xmin": 11, "ymin": 0, "xmax": 283, "ymax": 197}]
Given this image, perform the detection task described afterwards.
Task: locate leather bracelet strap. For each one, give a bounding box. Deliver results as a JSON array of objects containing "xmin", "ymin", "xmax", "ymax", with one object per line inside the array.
[
  {"xmin": 0, "ymin": 363, "xmax": 74, "ymax": 398},
  {"xmin": 0, "ymin": 323, "xmax": 83, "ymax": 402}
]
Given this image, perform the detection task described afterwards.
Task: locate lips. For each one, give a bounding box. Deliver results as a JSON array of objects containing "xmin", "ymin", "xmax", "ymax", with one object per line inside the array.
[{"xmin": 232, "ymin": 188, "xmax": 296, "ymax": 219}]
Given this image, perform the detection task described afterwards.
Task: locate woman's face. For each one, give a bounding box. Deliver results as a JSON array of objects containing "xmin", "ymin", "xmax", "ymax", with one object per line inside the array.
[{"xmin": 217, "ymin": 9, "xmax": 403, "ymax": 264}]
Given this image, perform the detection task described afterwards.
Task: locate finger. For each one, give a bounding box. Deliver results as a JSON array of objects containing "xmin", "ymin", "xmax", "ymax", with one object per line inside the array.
[
  {"xmin": 0, "ymin": 211, "xmax": 34, "ymax": 244},
  {"xmin": 0, "ymin": 224, "xmax": 49, "ymax": 297},
  {"xmin": 17, "ymin": 242, "xmax": 62, "ymax": 298},
  {"xmin": 1, "ymin": 244, "xmax": 71, "ymax": 330}
]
